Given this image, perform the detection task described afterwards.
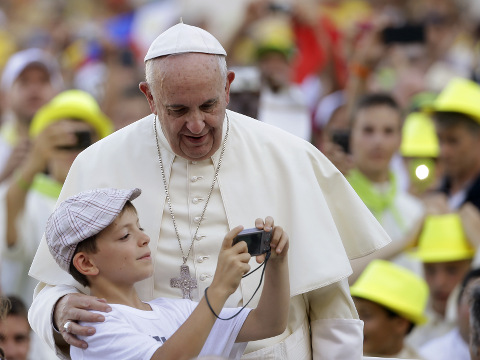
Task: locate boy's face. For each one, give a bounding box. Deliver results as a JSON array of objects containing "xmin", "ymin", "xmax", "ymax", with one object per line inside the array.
[
  {"xmin": 354, "ymin": 297, "xmax": 408, "ymax": 356},
  {"xmin": 423, "ymin": 259, "xmax": 472, "ymax": 317},
  {"xmin": 89, "ymin": 207, "xmax": 153, "ymax": 285},
  {"xmin": 435, "ymin": 121, "xmax": 480, "ymax": 181},
  {"xmin": 0, "ymin": 314, "xmax": 31, "ymax": 360}
]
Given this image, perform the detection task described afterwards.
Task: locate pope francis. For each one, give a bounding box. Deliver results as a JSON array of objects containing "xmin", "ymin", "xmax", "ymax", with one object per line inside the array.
[{"xmin": 28, "ymin": 23, "xmax": 390, "ymax": 359}]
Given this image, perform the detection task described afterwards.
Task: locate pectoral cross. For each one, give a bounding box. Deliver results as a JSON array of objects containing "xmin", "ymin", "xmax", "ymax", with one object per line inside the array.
[{"xmin": 170, "ymin": 265, "xmax": 198, "ymax": 300}]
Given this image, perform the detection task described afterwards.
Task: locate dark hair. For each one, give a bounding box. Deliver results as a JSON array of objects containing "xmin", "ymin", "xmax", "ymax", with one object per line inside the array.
[
  {"xmin": 0, "ymin": 297, "xmax": 10, "ymax": 320},
  {"xmin": 353, "ymin": 92, "xmax": 401, "ymax": 118},
  {"xmin": 353, "ymin": 296, "xmax": 415, "ymax": 335},
  {"xmin": 69, "ymin": 201, "xmax": 136, "ymax": 287},
  {"xmin": 433, "ymin": 111, "xmax": 480, "ymax": 134},
  {"xmin": 470, "ymin": 285, "xmax": 480, "ymax": 357},
  {"xmin": 383, "ymin": 306, "xmax": 415, "ymax": 335},
  {"xmin": 458, "ymin": 268, "xmax": 480, "ymax": 304},
  {"xmin": 5, "ymin": 295, "xmax": 27, "ymax": 320}
]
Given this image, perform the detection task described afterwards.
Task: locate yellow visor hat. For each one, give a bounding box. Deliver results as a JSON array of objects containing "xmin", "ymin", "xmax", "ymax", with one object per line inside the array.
[
  {"xmin": 415, "ymin": 213, "xmax": 475, "ymax": 263},
  {"xmin": 400, "ymin": 112, "xmax": 439, "ymax": 158},
  {"xmin": 351, "ymin": 259, "xmax": 429, "ymax": 325},
  {"xmin": 30, "ymin": 90, "xmax": 113, "ymax": 139},
  {"xmin": 429, "ymin": 77, "xmax": 480, "ymax": 124}
]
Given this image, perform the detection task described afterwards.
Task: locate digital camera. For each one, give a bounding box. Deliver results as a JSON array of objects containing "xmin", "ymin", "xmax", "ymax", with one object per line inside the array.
[{"xmin": 233, "ymin": 228, "xmax": 271, "ymax": 256}]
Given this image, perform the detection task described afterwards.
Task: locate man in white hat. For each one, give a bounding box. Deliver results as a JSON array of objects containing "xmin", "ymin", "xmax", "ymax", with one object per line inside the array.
[
  {"xmin": 28, "ymin": 23, "xmax": 390, "ymax": 359},
  {"xmin": 0, "ymin": 48, "xmax": 63, "ymax": 183}
]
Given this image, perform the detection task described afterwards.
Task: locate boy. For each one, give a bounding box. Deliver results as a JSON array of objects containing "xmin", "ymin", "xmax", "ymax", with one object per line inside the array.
[
  {"xmin": 350, "ymin": 259, "xmax": 429, "ymax": 358},
  {"xmin": 408, "ymin": 213, "xmax": 475, "ymax": 349},
  {"xmin": 0, "ymin": 296, "xmax": 31, "ymax": 360},
  {"xmin": 45, "ymin": 188, "xmax": 290, "ymax": 360}
]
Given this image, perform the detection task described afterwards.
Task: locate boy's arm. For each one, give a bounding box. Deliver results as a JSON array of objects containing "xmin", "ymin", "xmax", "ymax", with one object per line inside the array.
[
  {"xmin": 28, "ymin": 283, "xmax": 80, "ymax": 357},
  {"xmin": 151, "ymin": 226, "xmax": 250, "ymax": 360},
  {"xmin": 236, "ymin": 219, "xmax": 290, "ymax": 342}
]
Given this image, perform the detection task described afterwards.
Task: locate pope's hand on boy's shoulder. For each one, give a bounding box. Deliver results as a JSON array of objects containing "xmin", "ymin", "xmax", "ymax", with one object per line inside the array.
[{"xmin": 54, "ymin": 293, "xmax": 112, "ymax": 347}]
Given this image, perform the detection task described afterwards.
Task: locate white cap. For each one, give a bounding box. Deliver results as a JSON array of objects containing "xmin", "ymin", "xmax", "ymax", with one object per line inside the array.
[
  {"xmin": 46, "ymin": 188, "xmax": 141, "ymax": 272},
  {"xmin": 1, "ymin": 48, "xmax": 63, "ymax": 91},
  {"xmin": 144, "ymin": 22, "xmax": 226, "ymax": 62}
]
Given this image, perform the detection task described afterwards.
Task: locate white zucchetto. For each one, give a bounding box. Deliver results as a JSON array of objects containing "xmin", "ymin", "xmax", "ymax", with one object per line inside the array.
[{"xmin": 144, "ymin": 23, "xmax": 226, "ymax": 62}]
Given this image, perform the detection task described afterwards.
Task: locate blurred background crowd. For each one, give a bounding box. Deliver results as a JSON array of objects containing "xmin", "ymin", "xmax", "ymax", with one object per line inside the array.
[{"xmin": 1, "ymin": 0, "xmax": 480, "ymax": 359}]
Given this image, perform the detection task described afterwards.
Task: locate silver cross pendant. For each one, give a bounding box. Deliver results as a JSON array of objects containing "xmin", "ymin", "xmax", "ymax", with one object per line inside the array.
[{"xmin": 170, "ymin": 265, "xmax": 198, "ymax": 300}]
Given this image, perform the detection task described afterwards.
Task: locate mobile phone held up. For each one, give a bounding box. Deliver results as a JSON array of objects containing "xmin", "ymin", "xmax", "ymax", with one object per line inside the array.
[
  {"xmin": 233, "ymin": 228, "xmax": 271, "ymax": 256},
  {"xmin": 382, "ymin": 24, "xmax": 425, "ymax": 44},
  {"xmin": 56, "ymin": 131, "xmax": 92, "ymax": 151},
  {"xmin": 331, "ymin": 130, "xmax": 351, "ymax": 154}
]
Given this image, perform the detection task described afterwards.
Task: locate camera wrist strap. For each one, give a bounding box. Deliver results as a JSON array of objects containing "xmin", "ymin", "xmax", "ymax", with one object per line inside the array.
[{"xmin": 204, "ymin": 250, "xmax": 271, "ymax": 320}]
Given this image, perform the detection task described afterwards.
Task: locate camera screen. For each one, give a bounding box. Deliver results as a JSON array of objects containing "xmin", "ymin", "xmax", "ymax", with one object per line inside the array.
[{"xmin": 234, "ymin": 231, "xmax": 263, "ymax": 255}]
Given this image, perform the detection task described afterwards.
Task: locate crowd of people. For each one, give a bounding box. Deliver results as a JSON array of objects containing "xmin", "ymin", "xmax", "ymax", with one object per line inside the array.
[{"xmin": 0, "ymin": 0, "xmax": 480, "ymax": 359}]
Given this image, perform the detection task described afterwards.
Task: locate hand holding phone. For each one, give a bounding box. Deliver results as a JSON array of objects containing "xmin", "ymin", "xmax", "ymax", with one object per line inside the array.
[
  {"xmin": 233, "ymin": 228, "xmax": 271, "ymax": 256},
  {"xmin": 56, "ymin": 131, "xmax": 92, "ymax": 151}
]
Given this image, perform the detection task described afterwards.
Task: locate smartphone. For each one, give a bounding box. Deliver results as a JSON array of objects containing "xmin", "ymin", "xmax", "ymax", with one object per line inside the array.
[
  {"xmin": 268, "ymin": 3, "xmax": 291, "ymax": 14},
  {"xmin": 74, "ymin": 131, "xmax": 93, "ymax": 149},
  {"xmin": 382, "ymin": 24, "xmax": 425, "ymax": 44},
  {"xmin": 57, "ymin": 131, "xmax": 92, "ymax": 150},
  {"xmin": 233, "ymin": 228, "xmax": 271, "ymax": 256},
  {"xmin": 331, "ymin": 130, "xmax": 350, "ymax": 154}
]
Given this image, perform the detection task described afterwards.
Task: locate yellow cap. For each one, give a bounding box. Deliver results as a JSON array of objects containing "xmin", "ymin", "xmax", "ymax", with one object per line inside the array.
[
  {"xmin": 30, "ymin": 90, "xmax": 113, "ymax": 139},
  {"xmin": 255, "ymin": 18, "xmax": 295, "ymax": 60},
  {"xmin": 415, "ymin": 214, "xmax": 475, "ymax": 262},
  {"xmin": 430, "ymin": 77, "xmax": 480, "ymax": 124},
  {"xmin": 400, "ymin": 112, "xmax": 439, "ymax": 158},
  {"xmin": 350, "ymin": 259, "xmax": 429, "ymax": 324}
]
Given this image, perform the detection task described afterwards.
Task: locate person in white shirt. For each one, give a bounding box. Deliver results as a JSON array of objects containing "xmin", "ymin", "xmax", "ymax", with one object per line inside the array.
[
  {"xmin": 1, "ymin": 90, "xmax": 113, "ymax": 307},
  {"xmin": 419, "ymin": 268, "xmax": 480, "ymax": 360},
  {"xmin": 0, "ymin": 48, "xmax": 63, "ymax": 183},
  {"xmin": 408, "ymin": 213, "xmax": 474, "ymax": 349},
  {"xmin": 45, "ymin": 188, "xmax": 290, "ymax": 360},
  {"xmin": 346, "ymin": 93, "xmax": 425, "ymax": 281}
]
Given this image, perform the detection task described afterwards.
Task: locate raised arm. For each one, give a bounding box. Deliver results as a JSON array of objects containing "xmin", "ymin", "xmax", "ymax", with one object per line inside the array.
[
  {"xmin": 236, "ymin": 217, "xmax": 290, "ymax": 342},
  {"xmin": 151, "ymin": 225, "xmax": 250, "ymax": 360}
]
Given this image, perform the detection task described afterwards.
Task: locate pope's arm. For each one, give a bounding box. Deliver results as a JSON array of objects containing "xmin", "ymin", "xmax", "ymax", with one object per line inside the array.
[
  {"xmin": 28, "ymin": 283, "xmax": 79, "ymax": 358},
  {"xmin": 306, "ymin": 278, "xmax": 364, "ymax": 360}
]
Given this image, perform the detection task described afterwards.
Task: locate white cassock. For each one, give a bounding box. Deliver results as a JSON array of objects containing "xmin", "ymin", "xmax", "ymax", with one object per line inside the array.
[{"xmin": 28, "ymin": 110, "xmax": 390, "ymax": 359}]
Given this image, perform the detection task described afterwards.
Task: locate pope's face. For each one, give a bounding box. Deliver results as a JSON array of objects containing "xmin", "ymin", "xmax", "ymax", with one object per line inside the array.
[{"xmin": 140, "ymin": 53, "xmax": 234, "ymax": 161}]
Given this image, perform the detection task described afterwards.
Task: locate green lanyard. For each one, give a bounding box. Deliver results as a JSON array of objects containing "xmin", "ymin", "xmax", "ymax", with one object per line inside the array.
[
  {"xmin": 31, "ymin": 173, "xmax": 62, "ymax": 200},
  {"xmin": 347, "ymin": 169, "xmax": 406, "ymax": 231}
]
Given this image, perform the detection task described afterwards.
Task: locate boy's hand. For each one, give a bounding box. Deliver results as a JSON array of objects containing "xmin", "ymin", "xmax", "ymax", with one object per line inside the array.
[
  {"xmin": 254, "ymin": 217, "xmax": 289, "ymax": 263},
  {"xmin": 210, "ymin": 226, "xmax": 251, "ymax": 296}
]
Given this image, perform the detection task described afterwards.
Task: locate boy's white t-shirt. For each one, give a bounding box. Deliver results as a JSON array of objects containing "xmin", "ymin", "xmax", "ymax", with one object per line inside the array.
[{"xmin": 70, "ymin": 297, "xmax": 251, "ymax": 360}]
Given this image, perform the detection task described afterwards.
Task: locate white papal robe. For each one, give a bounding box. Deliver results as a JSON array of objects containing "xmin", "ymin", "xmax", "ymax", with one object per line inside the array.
[{"xmin": 28, "ymin": 110, "xmax": 390, "ymax": 359}]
